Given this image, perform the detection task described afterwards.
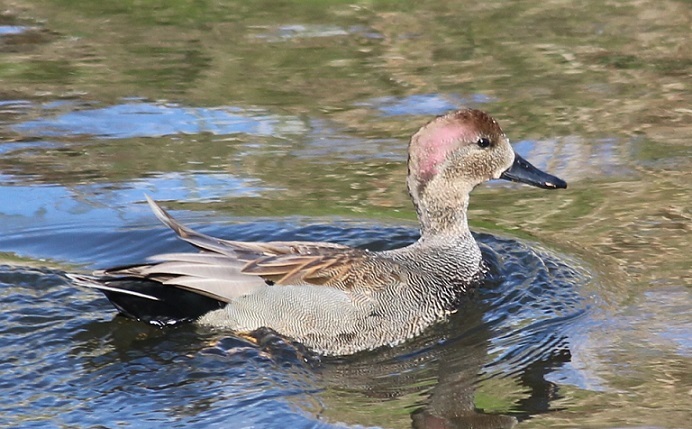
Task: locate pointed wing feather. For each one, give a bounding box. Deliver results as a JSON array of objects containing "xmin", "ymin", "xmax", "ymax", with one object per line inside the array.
[
  {"xmin": 145, "ymin": 195, "xmax": 351, "ymax": 261},
  {"xmin": 67, "ymin": 274, "xmax": 161, "ymax": 301},
  {"xmin": 140, "ymin": 262, "xmax": 244, "ymax": 279}
]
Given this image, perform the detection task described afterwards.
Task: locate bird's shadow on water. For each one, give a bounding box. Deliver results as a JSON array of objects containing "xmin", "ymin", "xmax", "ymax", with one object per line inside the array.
[{"xmin": 66, "ymin": 232, "xmax": 587, "ymax": 429}]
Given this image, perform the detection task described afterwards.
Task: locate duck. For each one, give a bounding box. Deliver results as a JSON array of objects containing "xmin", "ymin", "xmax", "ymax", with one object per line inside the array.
[{"xmin": 69, "ymin": 108, "xmax": 567, "ymax": 356}]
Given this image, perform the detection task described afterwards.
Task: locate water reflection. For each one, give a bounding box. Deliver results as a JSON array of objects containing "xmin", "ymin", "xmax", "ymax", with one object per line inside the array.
[
  {"xmin": 12, "ymin": 101, "xmax": 307, "ymax": 139},
  {"xmin": 359, "ymin": 94, "xmax": 494, "ymax": 117},
  {"xmin": 0, "ymin": 172, "xmax": 270, "ymax": 232},
  {"xmin": 252, "ymin": 24, "xmax": 382, "ymax": 42},
  {"xmin": 0, "ymin": 26, "xmax": 33, "ymax": 36}
]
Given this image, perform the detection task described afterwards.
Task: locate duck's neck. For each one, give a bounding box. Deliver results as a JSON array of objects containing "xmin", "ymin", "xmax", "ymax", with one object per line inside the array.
[
  {"xmin": 394, "ymin": 195, "xmax": 481, "ymax": 284},
  {"xmin": 415, "ymin": 189, "xmax": 474, "ymax": 242},
  {"xmin": 400, "ymin": 178, "xmax": 483, "ymax": 279}
]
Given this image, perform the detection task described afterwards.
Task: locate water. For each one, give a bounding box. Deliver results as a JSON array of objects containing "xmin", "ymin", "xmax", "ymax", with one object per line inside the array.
[
  {"xmin": 0, "ymin": 1, "xmax": 690, "ymax": 428},
  {"xmin": 0, "ymin": 230, "xmax": 591, "ymax": 428}
]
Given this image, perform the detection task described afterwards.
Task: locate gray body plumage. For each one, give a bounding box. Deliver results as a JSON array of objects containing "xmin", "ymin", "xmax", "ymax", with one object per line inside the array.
[{"xmin": 197, "ymin": 237, "xmax": 482, "ymax": 355}]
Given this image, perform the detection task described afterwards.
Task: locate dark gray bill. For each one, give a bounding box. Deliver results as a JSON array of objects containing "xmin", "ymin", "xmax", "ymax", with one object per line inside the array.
[{"xmin": 500, "ymin": 153, "xmax": 567, "ymax": 189}]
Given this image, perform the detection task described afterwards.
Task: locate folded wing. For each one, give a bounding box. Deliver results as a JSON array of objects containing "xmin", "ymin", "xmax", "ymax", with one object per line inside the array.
[{"xmin": 91, "ymin": 197, "xmax": 404, "ymax": 304}]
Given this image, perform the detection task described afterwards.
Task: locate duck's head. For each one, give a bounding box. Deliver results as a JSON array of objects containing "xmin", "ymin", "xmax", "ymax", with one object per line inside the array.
[{"xmin": 407, "ymin": 109, "xmax": 567, "ymax": 233}]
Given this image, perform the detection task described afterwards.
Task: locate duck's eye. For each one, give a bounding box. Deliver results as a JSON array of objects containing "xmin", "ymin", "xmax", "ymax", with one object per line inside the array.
[{"xmin": 477, "ymin": 137, "xmax": 491, "ymax": 149}]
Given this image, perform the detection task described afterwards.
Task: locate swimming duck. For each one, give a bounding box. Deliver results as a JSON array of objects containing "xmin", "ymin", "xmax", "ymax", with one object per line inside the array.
[{"xmin": 70, "ymin": 109, "xmax": 567, "ymax": 356}]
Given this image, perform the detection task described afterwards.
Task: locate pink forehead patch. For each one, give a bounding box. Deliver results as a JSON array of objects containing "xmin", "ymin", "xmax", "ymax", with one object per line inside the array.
[{"xmin": 417, "ymin": 123, "xmax": 475, "ymax": 179}]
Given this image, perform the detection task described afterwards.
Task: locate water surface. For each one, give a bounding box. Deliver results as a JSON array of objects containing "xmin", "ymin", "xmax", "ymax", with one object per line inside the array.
[{"xmin": 0, "ymin": 0, "xmax": 689, "ymax": 428}]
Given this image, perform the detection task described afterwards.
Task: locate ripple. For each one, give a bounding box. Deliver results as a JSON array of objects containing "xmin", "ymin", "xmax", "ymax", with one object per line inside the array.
[{"xmin": 0, "ymin": 223, "xmax": 594, "ymax": 428}]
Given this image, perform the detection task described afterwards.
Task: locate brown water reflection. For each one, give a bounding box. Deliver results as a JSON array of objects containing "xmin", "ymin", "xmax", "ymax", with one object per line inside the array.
[{"xmin": 1, "ymin": 0, "xmax": 690, "ymax": 427}]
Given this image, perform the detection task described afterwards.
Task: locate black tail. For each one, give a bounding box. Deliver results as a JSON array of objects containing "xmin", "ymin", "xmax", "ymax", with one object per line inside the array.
[{"xmin": 69, "ymin": 274, "xmax": 225, "ymax": 326}]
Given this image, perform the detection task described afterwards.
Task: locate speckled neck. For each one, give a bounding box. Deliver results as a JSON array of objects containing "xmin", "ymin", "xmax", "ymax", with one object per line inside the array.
[
  {"xmin": 416, "ymin": 190, "xmax": 473, "ymax": 240},
  {"xmin": 387, "ymin": 183, "xmax": 482, "ymax": 284}
]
